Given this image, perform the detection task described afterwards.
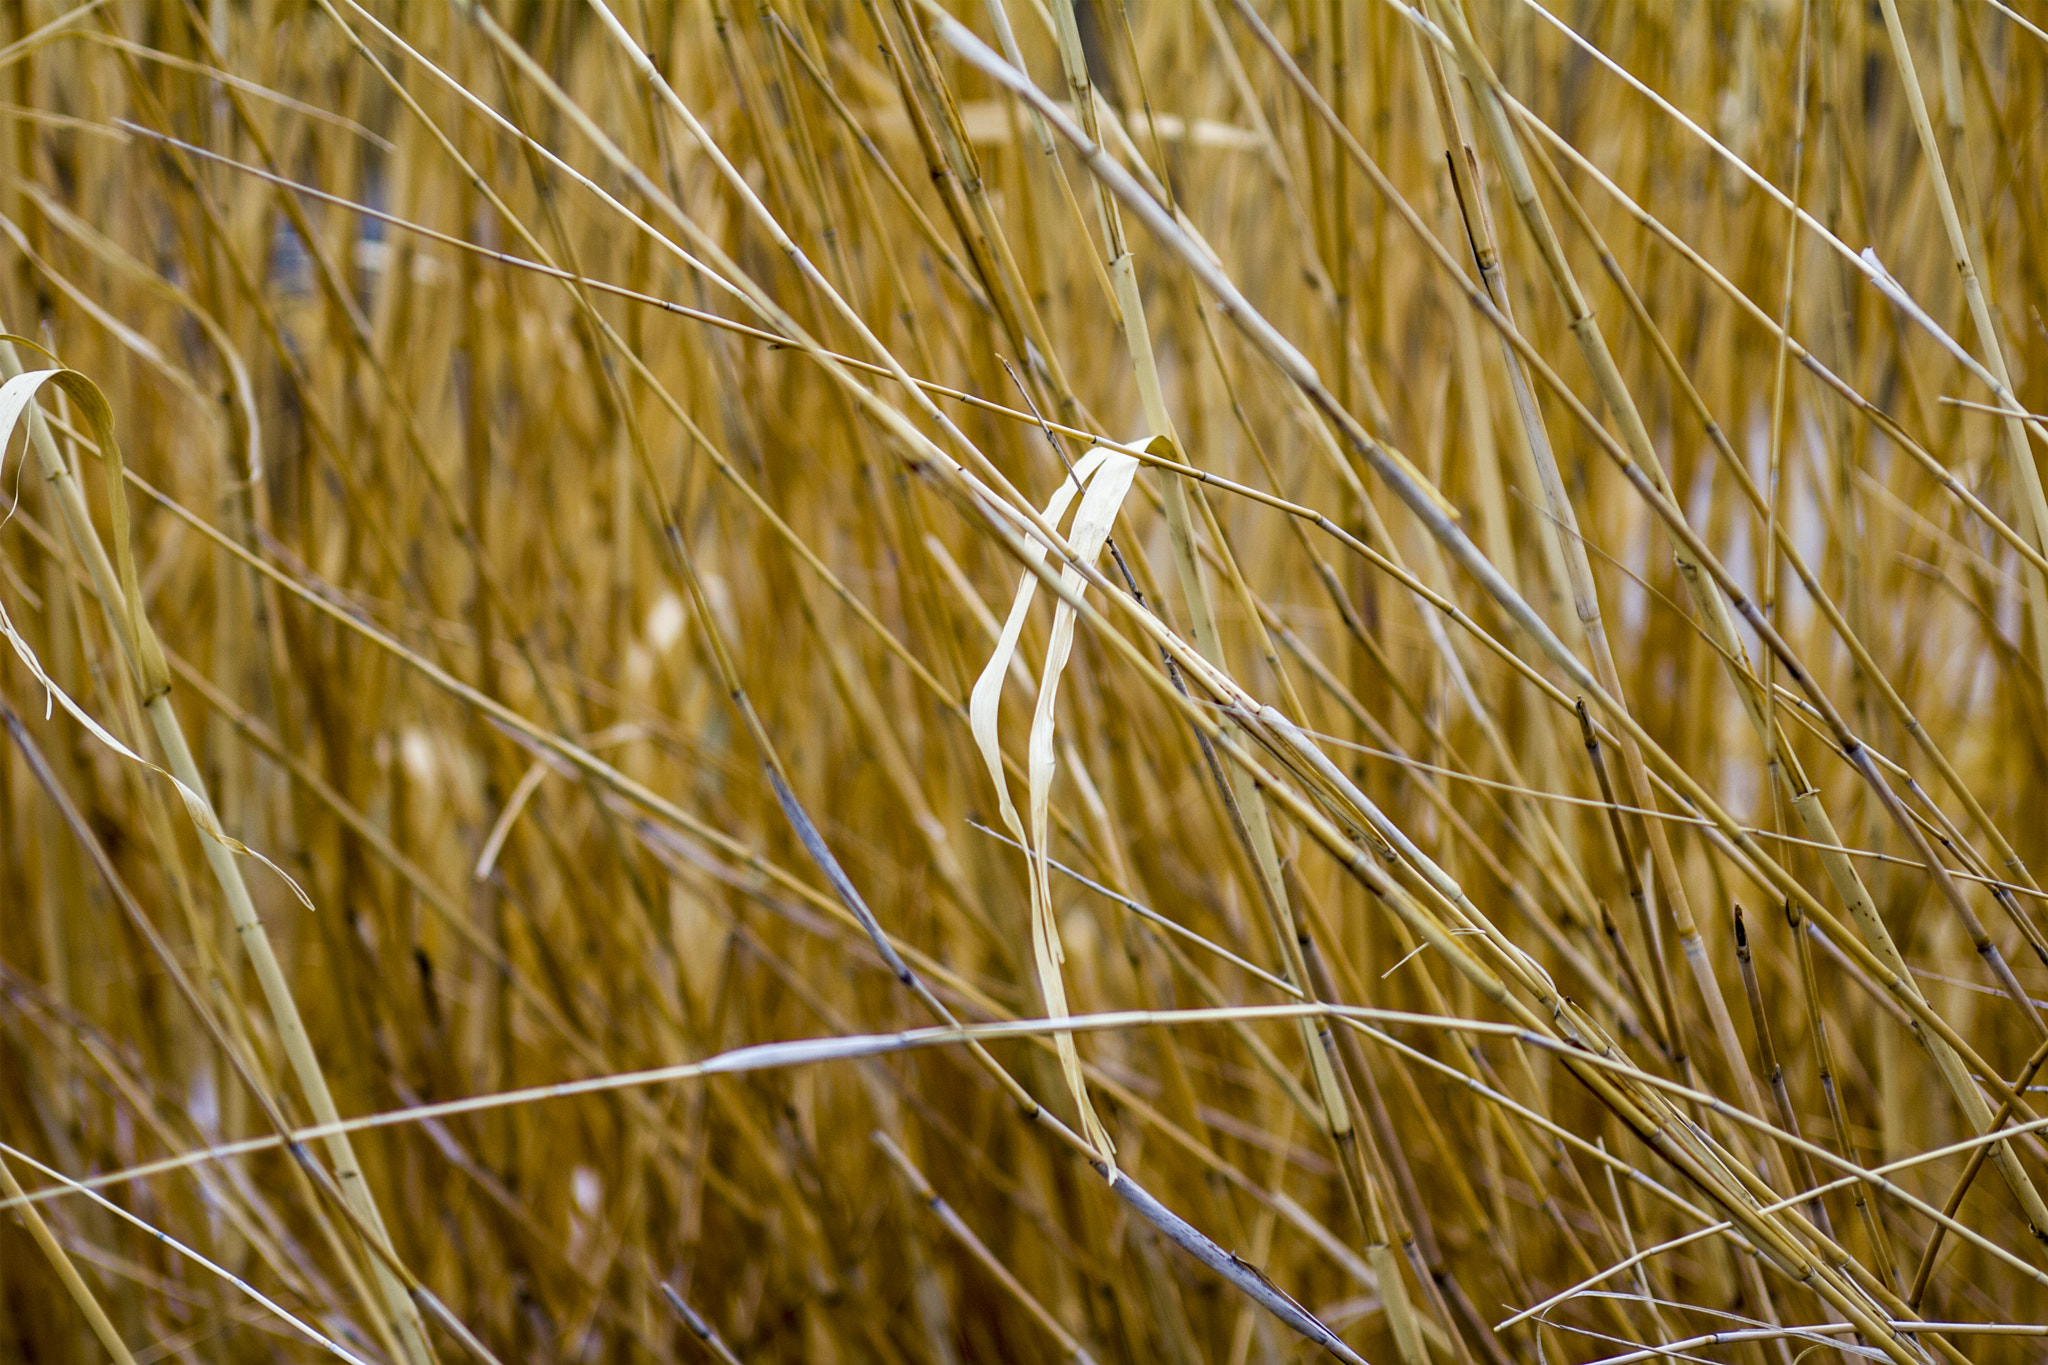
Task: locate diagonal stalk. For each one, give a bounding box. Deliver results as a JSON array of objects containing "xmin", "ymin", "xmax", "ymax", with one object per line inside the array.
[{"xmin": 0, "ymin": 337, "xmax": 436, "ymax": 1365}]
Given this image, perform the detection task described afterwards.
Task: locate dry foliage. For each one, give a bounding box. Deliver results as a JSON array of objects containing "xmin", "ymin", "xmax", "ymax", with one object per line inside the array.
[{"xmin": 3, "ymin": 1, "xmax": 2048, "ymax": 1363}]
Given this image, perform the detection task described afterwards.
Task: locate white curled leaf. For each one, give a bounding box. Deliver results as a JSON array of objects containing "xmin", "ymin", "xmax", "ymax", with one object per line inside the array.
[
  {"xmin": 968, "ymin": 444, "xmax": 1111, "ymax": 842},
  {"xmin": 968, "ymin": 441, "xmax": 1140, "ymax": 1172}
]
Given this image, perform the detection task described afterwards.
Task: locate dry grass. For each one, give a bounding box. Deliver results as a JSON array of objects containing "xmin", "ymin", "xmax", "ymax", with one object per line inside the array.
[{"xmin": 3, "ymin": 1, "xmax": 2048, "ymax": 1362}]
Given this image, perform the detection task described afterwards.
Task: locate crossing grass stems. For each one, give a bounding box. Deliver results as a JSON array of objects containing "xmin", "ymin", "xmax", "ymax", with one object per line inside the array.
[{"xmin": 3, "ymin": 1, "xmax": 2048, "ymax": 1363}]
